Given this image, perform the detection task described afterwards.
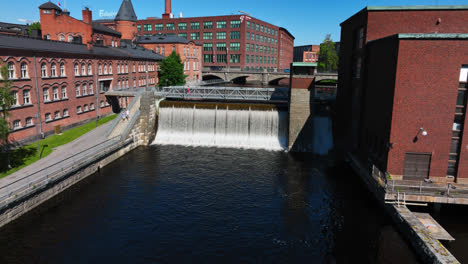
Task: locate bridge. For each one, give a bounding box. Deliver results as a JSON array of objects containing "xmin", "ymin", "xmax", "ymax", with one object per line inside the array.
[
  {"xmin": 202, "ymin": 69, "xmax": 338, "ymax": 85},
  {"xmin": 202, "ymin": 70, "xmax": 290, "ymax": 85},
  {"xmin": 155, "ymin": 86, "xmax": 289, "ymax": 102}
]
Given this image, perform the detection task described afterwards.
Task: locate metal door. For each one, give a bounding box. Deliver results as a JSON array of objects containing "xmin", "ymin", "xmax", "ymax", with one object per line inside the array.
[{"xmin": 403, "ymin": 153, "xmax": 431, "ymax": 181}]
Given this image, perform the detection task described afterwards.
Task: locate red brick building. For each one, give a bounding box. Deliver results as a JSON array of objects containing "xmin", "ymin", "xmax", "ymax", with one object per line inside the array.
[
  {"xmin": 0, "ymin": 34, "xmax": 163, "ymax": 143},
  {"xmin": 39, "ymin": 2, "xmax": 122, "ymax": 47},
  {"xmin": 336, "ymin": 6, "xmax": 468, "ymax": 183},
  {"xmin": 137, "ymin": 34, "xmax": 202, "ymax": 82},
  {"xmin": 293, "ymin": 45, "xmax": 320, "ymax": 63}
]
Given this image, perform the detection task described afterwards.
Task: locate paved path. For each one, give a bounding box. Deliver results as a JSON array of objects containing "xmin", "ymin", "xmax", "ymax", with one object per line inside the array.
[{"xmin": 0, "ymin": 122, "xmax": 115, "ymax": 198}]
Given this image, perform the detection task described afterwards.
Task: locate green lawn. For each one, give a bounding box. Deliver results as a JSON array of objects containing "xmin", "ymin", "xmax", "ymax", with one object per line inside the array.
[{"xmin": 0, "ymin": 114, "xmax": 116, "ymax": 178}]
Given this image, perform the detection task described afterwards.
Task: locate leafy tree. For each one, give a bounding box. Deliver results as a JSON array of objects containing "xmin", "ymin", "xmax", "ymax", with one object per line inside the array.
[
  {"xmin": 28, "ymin": 22, "xmax": 41, "ymax": 36},
  {"xmin": 0, "ymin": 64, "xmax": 14, "ymax": 145},
  {"xmin": 158, "ymin": 51, "xmax": 186, "ymax": 87},
  {"xmin": 318, "ymin": 34, "xmax": 339, "ymax": 72}
]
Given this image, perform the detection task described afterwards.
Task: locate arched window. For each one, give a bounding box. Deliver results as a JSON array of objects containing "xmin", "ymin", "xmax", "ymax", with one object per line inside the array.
[
  {"xmin": 61, "ymin": 86, "xmax": 67, "ymax": 98},
  {"xmin": 53, "ymin": 87, "xmax": 59, "ymax": 100},
  {"xmin": 117, "ymin": 64, "xmax": 120, "ymax": 74},
  {"xmin": 26, "ymin": 117, "xmax": 33, "ymax": 127},
  {"xmin": 54, "ymin": 110, "xmax": 61, "ymax": 119},
  {"xmin": 98, "ymin": 64, "xmax": 102, "ymax": 75},
  {"xmin": 81, "ymin": 64, "xmax": 86, "ymax": 75},
  {"xmin": 8, "ymin": 62, "xmax": 15, "ymax": 79},
  {"xmin": 63, "ymin": 109, "xmax": 69, "ymax": 117},
  {"xmin": 13, "ymin": 120, "xmax": 21, "ymax": 130},
  {"xmin": 59, "ymin": 35, "xmax": 65, "ymax": 41},
  {"xmin": 76, "ymin": 106, "xmax": 82, "ymax": 113},
  {"xmin": 84, "ymin": 104, "xmax": 89, "ymax": 111},
  {"xmin": 104, "ymin": 64, "xmax": 108, "ymax": 74},
  {"xmin": 90, "ymin": 103, "xmax": 95, "ymax": 110},
  {"xmin": 74, "ymin": 64, "xmax": 79, "ymax": 76},
  {"xmin": 88, "ymin": 64, "xmax": 92, "ymax": 75},
  {"xmin": 60, "ymin": 63, "xmax": 65, "ymax": 76},
  {"xmin": 23, "ymin": 90, "xmax": 30, "ymax": 104},
  {"xmin": 20, "ymin": 62, "xmax": 28, "ymax": 78},
  {"xmin": 41, "ymin": 63, "xmax": 47, "ymax": 77},
  {"xmin": 89, "ymin": 83, "xmax": 93, "ymax": 94},
  {"xmin": 109, "ymin": 64, "xmax": 112, "ymax": 74},
  {"xmin": 11, "ymin": 91, "xmax": 18, "ymax": 105},
  {"xmin": 51, "ymin": 63, "xmax": 57, "ymax": 77},
  {"xmin": 45, "ymin": 34, "xmax": 51, "ymax": 40},
  {"xmin": 68, "ymin": 35, "xmax": 73, "ymax": 43},
  {"xmin": 75, "ymin": 85, "xmax": 80, "ymax": 96}
]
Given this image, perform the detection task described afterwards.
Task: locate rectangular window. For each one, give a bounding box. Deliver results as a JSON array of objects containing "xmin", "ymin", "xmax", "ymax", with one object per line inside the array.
[
  {"xmin": 256, "ymin": 24, "xmax": 259, "ymax": 31},
  {"xmin": 246, "ymin": 21, "xmax": 250, "ymax": 29},
  {"xmin": 230, "ymin": 20, "xmax": 241, "ymax": 28},
  {"xmin": 190, "ymin": 22, "xmax": 200, "ymax": 29},
  {"xmin": 11, "ymin": 91, "xmax": 18, "ymax": 105},
  {"xmin": 204, "ymin": 54, "xmax": 213, "ymax": 63},
  {"xmin": 190, "ymin": 32, "xmax": 200, "ymax": 40},
  {"xmin": 230, "ymin": 42, "xmax": 240, "ymax": 51},
  {"xmin": 251, "ymin": 33, "xmax": 255, "ymax": 41},
  {"xmin": 178, "ymin": 23, "xmax": 187, "ymax": 30},
  {"xmin": 43, "ymin": 88, "xmax": 49, "ymax": 102},
  {"xmin": 166, "ymin": 23, "xmax": 175, "ymax": 30},
  {"xmin": 246, "ymin": 54, "xmax": 249, "ymax": 63},
  {"xmin": 216, "ymin": 54, "xmax": 227, "ymax": 63},
  {"xmin": 216, "ymin": 21, "xmax": 226, "ymax": 28},
  {"xmin": 230, "ymin": 54, "xmax": 240, "ymax": 63},
  {"xmin": 203, "ymin": 32, "xmax": 213, "ymax": 40},
  {"xmin": 260, "ymin": 25, "xmax": 264, "ymax": 32},
  {"xmin": 246, "ymin": 44, "xmax": 249, "ymax": 52},
  {"xmin": 203, "ymin": 21, "xmax": 213, "ymax": 29},
  {"xmin": 178, "ymin": 33, "xmax": 187, "ymax": 39},
  {"xmin": 230, "ymin": 31, "xmax": 240, "ymax": 39},
  {"xmin": 203, "ymin": 43, "xmax": 213, "ymax": 51},
  {"xmin": 23, "ymin": 90, "xmax": 30, "ymax": 104},
  {"xmin": 216, "ymin": 43, "xmax": 226, "ymax": 51},
  {"xmin": 256, "ymin": 35, "xmax": 259, "ymax": 41},
  {"xmin": 216, "ymin": 32, "xmax": 226, "ymax": 39},
  {"xmin": 251, "ymin": 44, "xmax": 254, "ymax": 51},
  {"xmin": 53, "ymin": 87, "xmax": 59, "ymax": 100},
  {"xmin": 154, "ymin": 24, "xmax": 163, "ymax": 31},
  {"xmin": 137, "ymin": 25, "xmax": 141, "ymax": 32},
  {"xmin": 61, "ymin": 86, "xmax": 67, "ymax": 98},
  {"xmin": 144, "ymin": 24, "xmax": 152, "ymax": 31},
  {"xmin": 256, "ymin": 45, "xmax": 259, "ymax": 52},
  {"xmin": 76, "ymin": 85, "xmax": 80, "ymax": 96},
  {"xmin": 260, "ymin": 35, "xmax": 263, "ymax": 42},
  {"xmin": 246, "ymin": 32, "xmax": 250, "ymax": 40}
]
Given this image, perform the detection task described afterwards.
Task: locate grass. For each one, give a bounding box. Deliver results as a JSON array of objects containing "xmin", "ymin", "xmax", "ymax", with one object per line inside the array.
[{"xmin": 0, "ymin": 114, "xmax": 116, "ymax": 178}]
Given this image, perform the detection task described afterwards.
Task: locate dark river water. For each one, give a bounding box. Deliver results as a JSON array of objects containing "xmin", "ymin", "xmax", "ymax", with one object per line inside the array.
[{"xmin": 0, "ymin": 146, "xmax": 421, "ymax": 264}]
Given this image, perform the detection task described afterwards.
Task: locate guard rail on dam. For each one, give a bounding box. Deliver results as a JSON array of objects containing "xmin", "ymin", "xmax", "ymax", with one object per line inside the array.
[{"xmin": 154, "ymin": 86, "xmax": 289, "ymax": 102}]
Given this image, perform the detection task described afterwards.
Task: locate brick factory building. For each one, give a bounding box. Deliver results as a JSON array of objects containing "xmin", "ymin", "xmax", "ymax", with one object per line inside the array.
[
  {"xmin": 0, "ymin": 34, "xmax": 163, "ymax": 143},
  {"xmin": 137, "ymin": 34, "xmax": 202, "ymax": 82},
  {"xmin": 101, "ymin": 0, "xmax": 295, "ymax": 72},
  {"xmin": 293, "ymin": 45, "xmax": 320, "ymax": 63},
  {"xmin": 336, "ymin": 6, "xmax": 468, "ymax": 183}
]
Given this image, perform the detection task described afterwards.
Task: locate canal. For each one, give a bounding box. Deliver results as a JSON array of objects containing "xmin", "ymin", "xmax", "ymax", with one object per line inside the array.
[{"xmin": 0, "ymin": 145, "xmax": 420, "ymax": 263}]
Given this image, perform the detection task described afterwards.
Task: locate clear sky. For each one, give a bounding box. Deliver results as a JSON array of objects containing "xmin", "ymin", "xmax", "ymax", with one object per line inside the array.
[{"xmin": 1, "ymin": 0, "xmax": 467, "ymax": 45}]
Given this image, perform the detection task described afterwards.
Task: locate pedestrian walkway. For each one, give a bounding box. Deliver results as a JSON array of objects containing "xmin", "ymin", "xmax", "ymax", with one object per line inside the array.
[{"xmin": 0, "ymin": 121, "xmax": 115, "ymax": 200}]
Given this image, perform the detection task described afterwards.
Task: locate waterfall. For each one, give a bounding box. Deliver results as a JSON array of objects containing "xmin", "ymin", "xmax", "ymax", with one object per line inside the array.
[{"xmin": 153, "ymin": 105, "xmax": 288, "ymax": 151}]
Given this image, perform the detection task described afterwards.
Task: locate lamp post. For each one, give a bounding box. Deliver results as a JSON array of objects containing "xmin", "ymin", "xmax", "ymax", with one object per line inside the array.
[
  {"xmin": 413, "ymin": 127, "xmax": 428, "ymax": 143},
  {"xmin": 226, "ymin": 47, "xmax": 229, "ymax": 72}
]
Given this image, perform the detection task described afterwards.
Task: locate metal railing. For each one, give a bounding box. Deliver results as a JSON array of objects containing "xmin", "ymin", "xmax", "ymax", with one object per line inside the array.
[
  {"xmin": 0, "ymin": 136, "xmax": 133, "ymax": 210},
  {"xmin": 155, "ymin": 86, "xmax": 289, "ymax": 101},
  {"xmin": 105, "ymin": 92, "xmax": 143, "ymax": 138}
]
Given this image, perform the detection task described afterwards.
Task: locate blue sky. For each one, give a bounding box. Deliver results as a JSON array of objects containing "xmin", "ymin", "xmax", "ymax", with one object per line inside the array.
[{"xmin": 1, "ymin": 0, "xmax": 467, "ymax": 45}]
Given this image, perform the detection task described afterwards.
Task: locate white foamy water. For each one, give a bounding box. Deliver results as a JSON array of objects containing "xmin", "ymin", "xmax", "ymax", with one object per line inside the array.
[{"xmin": 153, "ymin": 106, "xmax": 288, "ymax": 151}]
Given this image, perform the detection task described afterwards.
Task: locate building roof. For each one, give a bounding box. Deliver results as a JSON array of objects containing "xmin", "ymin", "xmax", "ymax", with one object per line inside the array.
[
  {"xmin": 279, "ymin": 27, "xmax": 295, "ymax": 40},
  {"xmin": 136, "ymin": 34, "xmax": 200, "ymax": 45},
  {"xmin": 367, "ymin": 5, "xmax": 468, "ymax": 11},
  {"xmin": 0, "ymin": 22, "xmax": 28, "ymax": 32},
  {"xmin": 92, "ymin": 23, "xmax": 121, "ymax": 37},
  {"xmin": 368, "ymin": 33, "xmax": 468, "ymax": 44},
  {"xmin": 93, "ymin": 19, "xmax": 115, "ymax": 23},
  {"xmin": 39, "ymin": 1, "xmax": 62, "ymax": 11},
  {"xmin": 115, "ymin": 0, "xmax": 137, "ymax": 22},
  {"xmin": 0, "ymin": 34, "xmax": 164, "ymax": 61}
]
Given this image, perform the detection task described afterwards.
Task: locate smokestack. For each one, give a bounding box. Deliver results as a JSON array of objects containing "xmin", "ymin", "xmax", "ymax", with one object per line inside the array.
[
  {"xmin": 82, "ymin": 7, "xmax": 92, "ymax": 24},
  {"xmin": 165, "ymin": 0, "xmax": 171, "ymax": 15},
  {"xmin": 162, "ymin": 0, "xmax": 172, "ymax": 19}
]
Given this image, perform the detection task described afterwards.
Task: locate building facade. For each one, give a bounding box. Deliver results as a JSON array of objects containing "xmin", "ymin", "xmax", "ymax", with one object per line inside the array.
[
  {"xmin": 137, "ymin": 35, "xmax": 202, "ymax": 82},
  {"xmin": 337, "ymin": 6, "xmax": 468, "ymax": 183},
  {"xmin": 39, "ymin": 3, "xmax": 122, "ymax": 47},
  {"xmin": 293, "ymin": 45, "xmax": 320, "ymax": 62},
  {"xmin": 0, "ymin": 34, "xmax": 163, "ymax": 143},
  {"xmin": 135, "ymin": 15, "xmax": 294, "ymax": 72}
]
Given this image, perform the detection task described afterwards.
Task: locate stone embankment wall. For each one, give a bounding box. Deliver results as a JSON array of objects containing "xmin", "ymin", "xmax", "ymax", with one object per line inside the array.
[{"xmin": 0, "ymin": 92, "xmax": 161, "ymax": 229}]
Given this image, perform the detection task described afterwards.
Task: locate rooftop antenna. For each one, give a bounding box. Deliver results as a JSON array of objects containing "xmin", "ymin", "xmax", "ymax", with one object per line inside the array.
[{"xmin": 238, "ymin": 10, "xmax": 251, "ymax": 16}]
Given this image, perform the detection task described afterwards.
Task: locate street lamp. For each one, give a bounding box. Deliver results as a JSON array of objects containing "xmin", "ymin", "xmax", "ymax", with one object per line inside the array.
[{"xmin": 413, "ymin": 127, "xmax": 428, "ymax": 143}]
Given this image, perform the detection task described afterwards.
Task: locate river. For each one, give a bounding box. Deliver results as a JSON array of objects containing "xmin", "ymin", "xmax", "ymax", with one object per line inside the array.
[{"xmin": 0, "ymin": 146, "xmax": 420, "ymax": 263}]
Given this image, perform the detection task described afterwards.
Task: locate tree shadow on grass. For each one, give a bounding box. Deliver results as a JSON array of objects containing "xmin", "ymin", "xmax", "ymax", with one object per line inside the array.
[{"xmin": 0, "ymin": 144, "xmax": 37, "ymax": 173}]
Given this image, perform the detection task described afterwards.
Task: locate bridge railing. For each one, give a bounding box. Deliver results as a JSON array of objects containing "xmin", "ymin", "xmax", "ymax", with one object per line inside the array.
[{"xmin": 155, "ymin": 86, "xmax": 289, "ymax": 101}]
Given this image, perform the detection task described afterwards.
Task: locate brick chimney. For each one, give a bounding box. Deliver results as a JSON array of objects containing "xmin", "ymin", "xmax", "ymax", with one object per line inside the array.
[
  {"xmin": 162, "ymin": 0, "xmax": 171, "ymax": 19},
  {"xmin": 82, "ymin": 7, "xmax": 92, "ymax": 24}
]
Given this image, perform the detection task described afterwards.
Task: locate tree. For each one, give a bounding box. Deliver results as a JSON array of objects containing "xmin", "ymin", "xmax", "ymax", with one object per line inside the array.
[
  {"xmin": 158, "ymin": 51, "xmax": 186, "ymax": 87},
  {"xmin": 28, "ymin": 22, "xmax": 41, "ymax": 36},
  {"xmin": 318, "ymin": 34, "xmax": 339, "ymax": 72},
  {"xmin": 0, "ymin": 64, "xmax": 14, "ymax": 145}
]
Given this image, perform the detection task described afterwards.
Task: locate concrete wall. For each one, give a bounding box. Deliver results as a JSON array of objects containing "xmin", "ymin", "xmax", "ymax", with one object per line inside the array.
[
  {"xmin": 0, "ymin": 140, "xmax": 139, "ymax": 229},
  {"xmin": 288, "ymin": 77, "xmax": 314, "ymax": 152}
]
